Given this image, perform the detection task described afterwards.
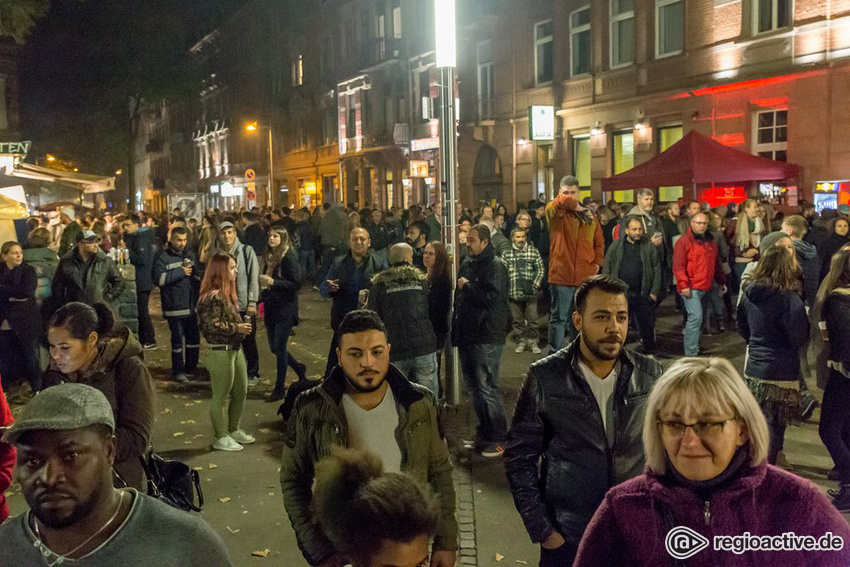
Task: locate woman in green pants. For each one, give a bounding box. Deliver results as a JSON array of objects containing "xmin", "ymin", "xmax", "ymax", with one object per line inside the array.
[{"xmin": 197, "ymin": 252, "xmax": 255, "ymax": 452}]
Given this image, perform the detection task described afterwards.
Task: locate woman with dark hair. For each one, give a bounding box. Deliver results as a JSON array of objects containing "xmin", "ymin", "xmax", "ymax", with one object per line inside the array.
[
  {"xmin": 423, "ymin": 241, "xmax": 452, "ymax": 386},
  {"xmin": 818, "ymin": 216, "xmax": 850, "ymax": 282},
  {"xmin": 816, "ymin": 245, "xmax": 850, "ymax": 509},
  {"xmin": 197, "ymin": 253, "xmax": 254, "ymax": 451},
  {"xmin": 0, "ymin": 241, "xmax": 43, "ymax": 393},
  {"xmin": 43, "ymin": 301, "xmax": 154, "ymax": 488},
  {"xmin": 260, "ymin": 227, "xmax": 307, "ymax": 402},
  {"xmin": 737, "ymin": 245, "xmax": 809, "ymax": 465},
  {"xmin": 312, "ymin": 447, "xmax": 440, "ymax": 567}
]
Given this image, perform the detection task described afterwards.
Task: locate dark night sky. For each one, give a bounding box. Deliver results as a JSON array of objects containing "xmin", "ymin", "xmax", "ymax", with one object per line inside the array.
[{"xmin": 19, "ymin": 0, "xmax": 249, "ymax": 175}]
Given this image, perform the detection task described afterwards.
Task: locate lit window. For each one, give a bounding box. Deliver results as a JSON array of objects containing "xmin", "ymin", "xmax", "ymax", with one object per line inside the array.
[
  {"xmin": 477, "ymin": 41, "xmax": 495, "ymax": 120},
  {"xmin": 613, "ymin": 130, "xmax": 634, "ymax": 174},
  {"xmin": 656, "ymin": 0, "xmax": 684, "ymax": 57},
  {"xmin": 610, "ymin": 0, "xmax": 634, "ymax": 68},
  {"xmin": 570, "ymin": 7, "xmax": 591, "ymax": 77},
  {"xmin": 573, "ymin": 135, "xmax": 591, "ymax": 194},
  {"xmin": 535, "ymin": 20, "xmax": 554, "ymax": 85},
  {"xmin": 755, "ymin": 0, "xmax": 792, "ymax": 34},
  {"xmin": 392, "ymin": 3, "xmax": 402, "ymax": 39},
  {"xmin": 753, "ymin": 109, "xmax": 788, "ymax": 161},
  {"xmin": 658, "ymin": 125, "xmax": 683, "ymax": 200}
]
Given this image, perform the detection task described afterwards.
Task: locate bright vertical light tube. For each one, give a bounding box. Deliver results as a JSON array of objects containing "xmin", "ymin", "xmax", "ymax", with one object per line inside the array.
[{"xmin": 435, "ymin": 0, "xmax": 457, "ymax": 68}]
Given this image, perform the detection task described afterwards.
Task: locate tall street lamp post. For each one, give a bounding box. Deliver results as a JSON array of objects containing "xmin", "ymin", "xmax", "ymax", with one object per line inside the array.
[
  {"xmin": 436, "ymin": 0, "xmax": 461, "ymax": 406},
  {"xmin": 246, "ymin": 121, "xmax": 275, "ymax": 208}
]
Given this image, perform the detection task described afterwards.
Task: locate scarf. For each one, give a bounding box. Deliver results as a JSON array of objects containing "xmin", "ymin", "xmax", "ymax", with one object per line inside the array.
[{"xmin": 664, "ymin": 446, "xmax": 750, "ymax": 500}]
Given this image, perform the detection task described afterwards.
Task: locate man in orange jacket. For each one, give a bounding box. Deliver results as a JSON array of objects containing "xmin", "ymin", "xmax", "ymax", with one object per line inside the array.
[{"xmin": 546, "ymin": 176, "xmax": 605, "ymax": 353}]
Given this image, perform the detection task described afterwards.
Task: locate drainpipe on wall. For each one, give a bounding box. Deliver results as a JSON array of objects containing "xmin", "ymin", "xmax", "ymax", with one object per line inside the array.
[{"xmin": 511, "ymin": 10, "xmax": 518, "ymax": 209}]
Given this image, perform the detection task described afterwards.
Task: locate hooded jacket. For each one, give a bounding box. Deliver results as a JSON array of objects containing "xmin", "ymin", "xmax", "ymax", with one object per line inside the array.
[
  {"xmin": 737, "ymin": 283, "xmax": 809, "ymax": 381},
  {"xmin": 367, "ymin": 263, "xmax": 436, "ymax": 361},
  {"xmin": 574, "ymin": 463, "xmax": 850, "ymax": 567},
  {"xmin": 673, "ymin": 229, "xmax": 725, "ymax": 292},
  {"xmin": 504, "ymin": 339, "xmax": 662, "ymax": 545},
  {"xmin": 793, "ymin": 239, "xmax": 820, "ymax": 307},
  {"xmin": 153, "ymin": 242, "xmax": 199, "ymax": 318},
  {"xmin": 124, "ymin": 227, "xmax": 156, "ymax": 292},
  {"xmin": 823, "ymin": 288, "xmax": 850, "ymax": 370},
  {"xmin": 42, "ymin": 327, "xmax": 155, "ymax": 489},
  {"xmin": 546, "ymin": 194, "xmax": 605, "ymax": 286},
  {"xmin": 0, "ymin": 381, "xmax": 14, "ymax": 524},
  {"xmin": 280, "ymin": 365, "xmax": 458, "ymax": 565},
  {"xmin": 215, "ymin": 238, "xmax": 259, "ymax": 312}
]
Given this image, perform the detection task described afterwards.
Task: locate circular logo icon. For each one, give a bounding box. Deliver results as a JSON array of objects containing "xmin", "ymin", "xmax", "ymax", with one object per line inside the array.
[{"xmin": 665, "ymin": 526, "xmax": 709, "ymax": 560}]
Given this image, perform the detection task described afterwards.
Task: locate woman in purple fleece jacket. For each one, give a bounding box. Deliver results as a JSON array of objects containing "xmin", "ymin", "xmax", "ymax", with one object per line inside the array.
[{"xmin": 575, "ymin": 357, "xmax": 850, "ymax": 567}]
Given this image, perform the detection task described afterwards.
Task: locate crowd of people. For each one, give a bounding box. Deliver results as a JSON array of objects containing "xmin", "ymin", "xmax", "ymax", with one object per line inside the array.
[{"xmin": 0, "ymin": 177, "xmax": 849, "ymax": 565}]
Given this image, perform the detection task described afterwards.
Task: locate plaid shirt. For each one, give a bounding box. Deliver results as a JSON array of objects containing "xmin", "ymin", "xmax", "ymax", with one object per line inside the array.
[{"xmin": 503, "ymin": 243, "xmax": 545, "ymax": 300}]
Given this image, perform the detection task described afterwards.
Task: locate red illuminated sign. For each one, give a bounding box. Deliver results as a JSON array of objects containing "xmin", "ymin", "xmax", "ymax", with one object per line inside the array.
[{"xmin": 698, "ymin": 186, "xmax": 746, "ymax": 207}]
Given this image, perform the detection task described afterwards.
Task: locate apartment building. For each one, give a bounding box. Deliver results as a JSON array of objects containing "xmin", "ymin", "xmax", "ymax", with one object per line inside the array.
[{"xmin": 457, "ymin": 0, "xmax": 850, "ymax": 209}]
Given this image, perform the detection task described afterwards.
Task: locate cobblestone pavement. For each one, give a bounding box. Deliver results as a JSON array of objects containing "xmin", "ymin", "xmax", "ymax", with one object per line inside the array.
[{"xmin": 5, "ymin": 287, "xmax": 848, "ymax": 566}]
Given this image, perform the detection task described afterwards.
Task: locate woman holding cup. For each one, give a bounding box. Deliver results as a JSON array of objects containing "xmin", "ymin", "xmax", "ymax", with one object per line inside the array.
[
  {"xmin": 260, "ymin": 227, "xmax": 307, "ymax": 402},
  {"xmin": 197, "ymin": 253, "xmax": 254, "ymax": 451}
]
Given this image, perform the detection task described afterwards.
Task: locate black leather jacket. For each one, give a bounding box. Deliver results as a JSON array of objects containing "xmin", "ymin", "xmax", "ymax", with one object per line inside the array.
[{"xmin": 504, "ymin": 339, "xmax": 662, "ymax": 545}]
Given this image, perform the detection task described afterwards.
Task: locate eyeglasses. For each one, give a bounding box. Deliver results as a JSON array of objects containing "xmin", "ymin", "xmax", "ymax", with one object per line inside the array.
[{"xmin": 657, "ymin": 418, "xmax": 736, "ymax": 441}]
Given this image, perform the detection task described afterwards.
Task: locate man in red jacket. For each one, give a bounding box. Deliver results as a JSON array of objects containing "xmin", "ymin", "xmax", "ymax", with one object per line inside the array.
[
  {"xmin": 673, "ymin": 212, "xmax": 726, "ymax": 356},
  {"xmin": 545, "ymin": 176, "xmax": 604, "ymax": 353},
  {"xmin": 0, "ymin": 375, "xmax": 14, "ymax": 524}
]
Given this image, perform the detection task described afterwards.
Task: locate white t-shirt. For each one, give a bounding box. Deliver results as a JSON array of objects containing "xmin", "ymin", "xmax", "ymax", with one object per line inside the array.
[
  {"xmin": 342, "ymin": 386, "xmax": 402, "ymax": 473},
  {"xmin": 577, "ymin": 359, "xmax": 619, "ymax": 445}
]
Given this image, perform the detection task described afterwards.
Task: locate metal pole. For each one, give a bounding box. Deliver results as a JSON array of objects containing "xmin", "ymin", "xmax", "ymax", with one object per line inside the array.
[
  {"xmin": 439, "ymin": 65, "xmax": 461, "ymax": 406},
  {"xmin": 268, "ymin": 126, "xmax": 275, "ymax": 208}
]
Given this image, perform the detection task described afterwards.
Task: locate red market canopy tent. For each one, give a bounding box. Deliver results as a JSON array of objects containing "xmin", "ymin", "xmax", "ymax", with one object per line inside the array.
[{"xmin": 601, "ymin": 130, "xmax": 799, "ymax": 191}]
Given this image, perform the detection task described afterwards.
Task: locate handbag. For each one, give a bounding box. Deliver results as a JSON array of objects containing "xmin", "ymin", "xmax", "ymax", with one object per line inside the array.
[{"xmin": 140, "ymin": 452, "xmax": 204, "ymax": 512}]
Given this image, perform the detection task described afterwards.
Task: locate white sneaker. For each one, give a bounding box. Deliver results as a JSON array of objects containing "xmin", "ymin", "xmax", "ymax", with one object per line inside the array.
[
  {"xmin": 212, "ymin": 436, "xmax": 243, "ymax": 452},
  {"xmin": 229, "ymin": 429, "xmax": 255, "ymax": 445},
  {"xmin": 531, "ymin": 343, "xmax": 542, "ymax": 354},
  {"xmin": 515, "ymin": 341, "xmax": 526, "ymax": 354}
]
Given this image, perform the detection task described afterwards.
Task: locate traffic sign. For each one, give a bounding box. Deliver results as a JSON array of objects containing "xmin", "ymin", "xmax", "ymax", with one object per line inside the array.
[{"xmin": 245, "ymin": 169, "xmax": 256, "ymax": 180}]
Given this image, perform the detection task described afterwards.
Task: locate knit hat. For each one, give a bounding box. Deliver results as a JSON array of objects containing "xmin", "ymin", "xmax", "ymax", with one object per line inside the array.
[{"xmin": 759, "ymin": 231, "xmax": 789, "ymax": 253}]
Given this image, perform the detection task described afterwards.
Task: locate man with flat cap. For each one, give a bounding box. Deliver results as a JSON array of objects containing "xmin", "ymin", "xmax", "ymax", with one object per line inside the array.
[
  {"xmin": 52, "ymin": 229, "xmax": 125, "ymax": 307},
  {"xmin": 0, "ymin": 383, "xmax": 233, "ymax": 566}
]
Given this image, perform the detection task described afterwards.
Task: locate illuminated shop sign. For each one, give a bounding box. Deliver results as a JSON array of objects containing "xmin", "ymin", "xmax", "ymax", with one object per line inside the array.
[{"xmin": 529, "ymin": 106, "xmax": 555, "ymax": 141}]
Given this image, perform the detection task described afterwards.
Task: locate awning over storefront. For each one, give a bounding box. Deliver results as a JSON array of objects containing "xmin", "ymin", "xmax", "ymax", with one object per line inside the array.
[
  {"xmin": 601, "ymin": 130, "xmax": 799, "ymax": 191},
  {"xmin": 10, "ymin": 163, "xmax": 115, "ymax": 193}
]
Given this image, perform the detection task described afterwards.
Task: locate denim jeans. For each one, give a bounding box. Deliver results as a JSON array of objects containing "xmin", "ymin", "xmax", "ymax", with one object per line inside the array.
[
  {"xmin": 298, "ymin": 249, "xmax": 315, "ymax": 280},
  {"xmin": 394, "ymin": 352, "xmax": 439, "ymax": 397},
  {"xmin": 166, "ymin": 316, "xmax": 200, "ymax": 375},
  {"xmin": 548, "ymin": 284, "xmax": 577, "ymax": 353},
  {"xmin": 266, "ymin": 320, "xmax": 304, "ymax": 396},
  {"xmin": 458, "ymin": 343, "xmax": 508, "ymax": 443},
  {"xmin": 681, "ymin": 289, "xmax": 707, "ymax": 356}
]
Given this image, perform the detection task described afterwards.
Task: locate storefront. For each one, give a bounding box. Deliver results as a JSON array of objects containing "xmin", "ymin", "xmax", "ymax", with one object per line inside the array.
[{"xmin": 813, "ymin": 180, "xmax": 850, "ymax": 213}]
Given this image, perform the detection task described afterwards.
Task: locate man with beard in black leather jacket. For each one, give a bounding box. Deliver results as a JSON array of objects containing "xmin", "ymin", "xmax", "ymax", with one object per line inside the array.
[{"xmin": 504, "ymin": 275, "xmax": 662, "ymax": 567}]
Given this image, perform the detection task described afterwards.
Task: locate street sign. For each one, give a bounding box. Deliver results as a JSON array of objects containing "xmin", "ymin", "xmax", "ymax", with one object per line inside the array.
[
  {"xmin": 246, "ymin": 182, "xmax": 257, "ymax": 201},
  {"xmin": 245, "ymin": 168, "xmax": 256, "ymax": 180}
]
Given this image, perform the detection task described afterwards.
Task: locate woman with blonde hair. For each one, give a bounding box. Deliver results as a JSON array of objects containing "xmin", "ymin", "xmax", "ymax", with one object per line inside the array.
[
  {"xmin": 574, "ymin": 357, "xmax": 850, "ymax": 566},
  {"xmin": 724, "ymin": 198, "xmax": 764, "ymax": 292},
  {"xmin": 196, "ymin": 252, "xmax": 254, "ymax": 451},
  {"xmin": 259, "ymin": 227, "xmax": 307, "ymax": 401}
]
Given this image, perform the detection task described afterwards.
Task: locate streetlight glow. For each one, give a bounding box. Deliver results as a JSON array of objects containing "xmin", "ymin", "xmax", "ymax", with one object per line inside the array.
[
  {"xmin": 246, "ymin": 122, "xmax": 258, "ymax": 132},
  {"xmin": 46, "ymin": 154, "xmax": 56, "ymax": 162},
  {"xmin": 434, "ymin": 0, "xmax": 457, "ymax": 68},
  {"xmin": 115, "ymin": 169, "xmax": 123, "ymax": 175}
]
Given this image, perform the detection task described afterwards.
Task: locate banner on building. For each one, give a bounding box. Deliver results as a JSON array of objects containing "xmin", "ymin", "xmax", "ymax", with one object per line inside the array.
[{"xmin": 167, "ymin": 193, "xmax": 207, "ymax": 222}]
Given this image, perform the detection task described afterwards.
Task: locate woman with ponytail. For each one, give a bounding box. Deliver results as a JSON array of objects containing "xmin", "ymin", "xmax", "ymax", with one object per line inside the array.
[
  {"xmin": 42, "ymin": 301, "xmax": 154, "ymax": 489},
  {"xmin": 725, "ymin": 199, "xmax": 765, "ymax": 293},
  {"xmin": 312, "ymin": 447, "xmax": 440, "ymax": 567}
]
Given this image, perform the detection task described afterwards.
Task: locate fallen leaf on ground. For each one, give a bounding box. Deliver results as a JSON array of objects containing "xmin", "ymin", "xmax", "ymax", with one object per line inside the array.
[
  {"xmin": 193, "ymin": 434, "xmax": 204, "ymax": 439},
  {"xmin": 172, "ymin": 432, "xmax": 185, "ymax": 437},
  {"xmin": 227, "ymin": 526, "xmax": 240, "ymax": 533},
  {"xmin": 160, "ymin": 408, "xmax": 172, "ymax": 414},
  {"xmin": 186, "ymin": 419, "xmax": 196, "ymax": 424},
  {"xmin": 495, "ymin": 554, "xmax": 504, "ymax": 562},
  {"xmin": 183, "ymin": 403, "xmax": 195, "ymax": 408},
  {"xmin": 194, "ymin": 467, "xmax": 203, "ymax": 471},
  {"xmin": 251, "ymin": 549, "xmax": 270, "ymax": 558},
  {"xmin": 515, "ymin": 561, "xmax": 528, "ymax": 565},
  {"xmin": 218, "ymin": 497, "xmax": 231, "ymax": 503},
  {"xmin": 208, "ymin": 463, "xmax": 219, "ymax": 469},
  {"xmin": 258, "ymin": 428, "xmax": 270, "ymax": 434}
]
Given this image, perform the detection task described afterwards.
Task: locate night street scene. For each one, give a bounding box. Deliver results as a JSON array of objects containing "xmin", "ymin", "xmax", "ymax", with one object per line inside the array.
[{"xmin": 3, "ymin": 0, "xmax": 850, "ymax": 565}]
